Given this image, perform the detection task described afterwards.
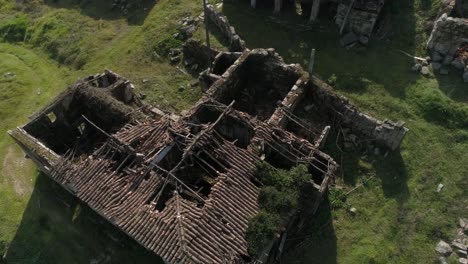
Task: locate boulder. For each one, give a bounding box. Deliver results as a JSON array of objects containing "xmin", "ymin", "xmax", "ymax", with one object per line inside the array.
[
  {"xmin": 453, "ymin": 241, "xmax": 468, "ymax": 251},
  {"xmin": 452, "ymin": 58, "xmax": 465, "ymax": 70},
  {"xmin": 442, "ymin": 55, "xmax": 454, "ymax": 66},
  {"xmin": 436, "ymin": 240, "xmax": 453, "ymax": 256},
  {"xmin": 460, "ymin": 258, "xmax": 468, "ymax": 264}
]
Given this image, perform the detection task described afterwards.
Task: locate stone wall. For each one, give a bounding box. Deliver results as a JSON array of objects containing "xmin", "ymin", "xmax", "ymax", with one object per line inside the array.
[
  {"xmin": 427, "ymin": 0, "xmax": 468, "ymax": 81},
  {"xmin": 205, "ymin": 4, "xmax": 246, "ymax": 52},
  {"xmin": 307, "ymin": 76, "xmax": 408, "ymax": 151},
  {"xmin": 427, "ymin": 15, "xmax": 468, "ymax": 56}
]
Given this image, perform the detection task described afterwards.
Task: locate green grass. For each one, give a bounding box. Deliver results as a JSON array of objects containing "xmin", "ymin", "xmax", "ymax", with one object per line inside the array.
[
  {"xmin": 0, "ymin": 0, "xmax": 209, "ymax": 262},
  {"xmin": 219, "ymin": 1, "xmax": 468, "ymax": 263}
]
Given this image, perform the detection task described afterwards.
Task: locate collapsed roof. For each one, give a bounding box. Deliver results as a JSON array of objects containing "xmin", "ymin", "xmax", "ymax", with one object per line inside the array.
[{"xmin": 9, "ymin": 48, "xmax": 407, "ymax": 263}]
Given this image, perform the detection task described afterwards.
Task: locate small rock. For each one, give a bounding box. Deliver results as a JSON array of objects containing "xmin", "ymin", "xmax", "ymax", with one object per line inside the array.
[
  {"xmin": 374, "ymin": 147, "xmax": 380, "ymax": 155},
  {"xmin": 453, "ymin": 241, "xmax": 467, "ymax": 251},
  {"xmin": 460, "ymin": 258, "xmax": 468, "ymax": 264},
  {"xmin": 142, "ymin": 79, "xmax": 149, "ymax": 83},
  {"xmin": 457, "ymin": 249, "xmax": 467, "ymax": 257},
  {"xmin": 178, "ymin": 85, "xmax": 185, "ymax": 91},
  {"xmin": 3, "ymin": 72, "xmax": 15, "ymax": 78},
  {"xmin": 440, "ymin": 68, "xmax": 449, "ymax": 75},
  {"xmin": 340, "ymin": 32, "xmax": 359, "ymax": 47},
  {"xmin": 460, "ymin": 218, "xmax": 468, "ymax": 229},
  {"xmin": 190, "ymin": 80, "xmax": 199, "ymax": 87},
  {"xmin": 349, "ymin": 207, "xmax": 357, "ymax": 215},
  {"xmin": 139, "ymin": 92, "xmax": 146, "ymax": 100},
  {"xmin": 433, "ymin": 52, "xmax": 443, "ymax": 62},
  {"xmin": 436, "ymin": 240, "xmax": 453, "ymax": 256},
  {"xmin": 452, "ymin": 58, "xmax": 465, "ymax": 70},
  {"xmin": 439, "ymin": 256, "xmax": 448, "ymax": 264},
  {"xmin": 437, "ymin": 183, "xmax": 444, "ymax": 193},
  {"xmin": 359, "ymin": 35, "xmax": 369, "ymax": 45},
  {"xmin": 304, "ymin": 104, "xmax": 314, "ymax": 112},
  {"xmin": 422, "ymin": 59, "xmax": 429, "ymax": 66},
  {"xmin": 431, "ymin": 62, "xmax": 442, "ymax": 72},
  {"xmin": 463, "ymin": 72, "xmax": 468, "ymax": 83},
  {"xmin": 442, "ymin": 55, "xmax": 453, "ymax": 66},
  {"xmin": 412, "ymin": 63, "xmax": 422, "ymax": 72},
  {"xmin": 170, "ymin": 56, "xmax": 181, "ymax": 63},
  {"xmin": 421, "ymin": 66, "xmax": 431, "ymax": 76}
]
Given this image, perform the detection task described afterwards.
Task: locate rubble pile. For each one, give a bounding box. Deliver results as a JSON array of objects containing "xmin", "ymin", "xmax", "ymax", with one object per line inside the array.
[{"xmin": 436, "ymin": 218, "xmax": 468, "ymax": 264}]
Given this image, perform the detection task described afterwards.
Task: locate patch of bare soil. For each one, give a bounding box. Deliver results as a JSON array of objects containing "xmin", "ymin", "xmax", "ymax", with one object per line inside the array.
[{"xmin": 2, "ymin": 145, "xmax": 33, "ymax": 196}]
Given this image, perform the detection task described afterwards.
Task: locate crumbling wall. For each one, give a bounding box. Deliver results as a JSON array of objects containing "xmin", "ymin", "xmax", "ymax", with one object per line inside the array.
[
  {"xmin": 306, "ymin": 77, "xmax": 408, "ymax": 151},
  {"xmin": 183, "ymin": 39, "xmax": 219, "ymax": 69},
  {"xmin": 335, "ymin": 0, "xmax": 385, "ymax": 37},
  {"xmin": 205, "ymin": 4, "xmax": 246, "ymax": 52}
]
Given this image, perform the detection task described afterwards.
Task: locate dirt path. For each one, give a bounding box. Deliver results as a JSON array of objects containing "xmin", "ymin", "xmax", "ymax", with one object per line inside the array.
[{"xmin": 2, "ymin": 145, "xmax": 33, "ymax": 196}]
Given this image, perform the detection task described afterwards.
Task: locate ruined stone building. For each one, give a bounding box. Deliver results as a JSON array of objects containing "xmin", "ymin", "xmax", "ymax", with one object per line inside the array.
[
  {"xmin": 427, "ymin": 0, "xmax": 468, "ymax": 81},
  {"xmin": 10, "ymin": 44, "xmax": 407, "ymax": 263},
  {"xmin": 247, "ymin": 0, "xmax": 386, "ymax": 41}
]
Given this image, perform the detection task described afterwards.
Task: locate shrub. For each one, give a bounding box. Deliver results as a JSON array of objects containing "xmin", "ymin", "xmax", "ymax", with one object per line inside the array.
[
  {"xmin": 414, "ymin": 89, "xmax": 468, "ymax": 128},
  {"xmin": 246, "ymin": 210, "xmax": 281, "ymax": 255},
  {"xmin": 247, "ymin": 162, "xmax": 313, "ymax": 255},
  {"xmin": 258, "ymin": 186, "xmax": 298, "ymax": 215},
  {"xmin": 153, "ymin": 36, "xmax": 183, "ymax": 57},
  {"xmin": 328, "ymin": 187, "xmax": 347, "ymax": 210},
  {"xmin": 0, "ymin": 14, "xmax": 28, "ymax": 42},
  {"xmin": 327, "ymin": 73, "xmax": 337, "ymax": 85}
]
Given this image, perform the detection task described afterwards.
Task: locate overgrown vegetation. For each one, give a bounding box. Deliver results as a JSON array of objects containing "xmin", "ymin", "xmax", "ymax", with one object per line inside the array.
[
  {"xmin": 246, "ymin": 162, "xmax": 312, "ymax": 255},
  {"xmin": 0, "ymin": 14, "xmax": 28, "ymax": 42}
]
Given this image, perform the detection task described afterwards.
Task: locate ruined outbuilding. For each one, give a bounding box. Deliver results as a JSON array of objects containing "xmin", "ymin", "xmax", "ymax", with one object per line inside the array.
[{"xmin": 10, "ymin": 69, "xmax": 338, "ymax": 263}]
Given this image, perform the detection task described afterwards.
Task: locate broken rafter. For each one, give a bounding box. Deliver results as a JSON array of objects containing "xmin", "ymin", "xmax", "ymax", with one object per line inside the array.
[
  {"xmin": 81, "ymin": 114, "xmax": 135, "ymax": 154},
  {"xmin": 151, "ymin": 163, "xmax": 206, "ymax": 203}
]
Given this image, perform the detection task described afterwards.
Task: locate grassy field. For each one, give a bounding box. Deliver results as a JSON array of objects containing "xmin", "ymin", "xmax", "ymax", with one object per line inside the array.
[
  {"xmin": 219, "ymin": 1, "xmax": 468, "ymax": 263},
  {"xmin": 0, "ymin": 0, "xmax": 467, "ymax": 263},
  {"xmin": 0, "ymin": 0, "xmax": 206, "ymax": 263}
]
